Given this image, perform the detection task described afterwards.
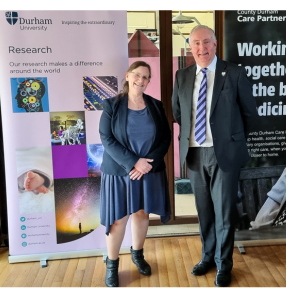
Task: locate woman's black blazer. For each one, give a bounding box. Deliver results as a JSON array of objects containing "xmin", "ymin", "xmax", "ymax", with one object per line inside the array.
[{"xmin": 99, "ymin": 93, "xmax": 171, "ymax": 176}]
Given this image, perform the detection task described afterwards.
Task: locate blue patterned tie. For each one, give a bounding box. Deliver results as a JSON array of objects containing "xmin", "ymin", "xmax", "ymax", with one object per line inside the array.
[{"xmin": 195, "ymin": 68, "xmax": 207, "ymax": 145}]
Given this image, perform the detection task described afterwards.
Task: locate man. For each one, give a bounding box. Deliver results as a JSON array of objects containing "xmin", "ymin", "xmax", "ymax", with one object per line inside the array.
[{"xmin": 172, "ymin": 25, "xmax": 257, "ymax": 287}]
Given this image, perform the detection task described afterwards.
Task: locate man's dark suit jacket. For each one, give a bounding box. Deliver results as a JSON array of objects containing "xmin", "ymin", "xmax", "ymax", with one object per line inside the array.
[
  {"xmin": 172, "ymin": 57, "xmax": 258, "ymax": 173},
  {"xmin": 100, "ymin": 93, "xmax": 171, "ymax": 176}
]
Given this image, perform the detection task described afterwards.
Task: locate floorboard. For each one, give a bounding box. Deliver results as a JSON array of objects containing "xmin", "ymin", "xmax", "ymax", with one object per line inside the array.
[{"xmin": 0, "ymin": 236, "xmax": 286, "ymax": 288}]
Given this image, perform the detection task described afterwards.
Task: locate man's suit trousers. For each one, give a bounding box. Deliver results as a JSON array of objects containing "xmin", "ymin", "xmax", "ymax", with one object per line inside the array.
[{"xmin": 186, "ymin": 146, "xmax": 240, "ymax": 271}]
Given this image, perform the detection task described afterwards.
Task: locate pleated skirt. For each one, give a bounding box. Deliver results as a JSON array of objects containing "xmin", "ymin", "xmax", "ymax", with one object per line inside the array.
[{"xmin": 100, "ymin": 170, "xmax": 171, "ymax": 235}]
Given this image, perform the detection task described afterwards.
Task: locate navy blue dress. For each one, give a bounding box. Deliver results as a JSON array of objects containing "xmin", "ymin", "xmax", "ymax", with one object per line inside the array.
[{"xmin": 100, "ymin": 107, "xmax": 171, "ymax": 235}]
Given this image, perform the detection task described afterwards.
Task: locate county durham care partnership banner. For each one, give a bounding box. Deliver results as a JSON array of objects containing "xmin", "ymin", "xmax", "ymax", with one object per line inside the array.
[
  {"xmin": 224, "ymin": 10, "xmax": 286, "ymax": 168},
  {"xmin": 0, "ymin": 10, "xmax": 131, "ymax": 263},
  {"xmin": 224, "ymin": 11, "xmax": 286, "ymax": 243}
]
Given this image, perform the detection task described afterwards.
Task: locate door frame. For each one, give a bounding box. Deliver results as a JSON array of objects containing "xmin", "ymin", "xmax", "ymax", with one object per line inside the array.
[{"xmin": 149, "ymin": 10, "xmax": 224, "ymax": 226}]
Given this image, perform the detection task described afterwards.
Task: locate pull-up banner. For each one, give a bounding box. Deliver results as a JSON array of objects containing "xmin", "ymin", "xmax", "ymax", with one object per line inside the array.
[
  {"xmin": 224, "ymin": 10, "xmax": 286, "ymax": 168},
  {"xmin": 224, "ymin": 11, "xmax": 286, "ymax": 243},
  {"xmin": 0, "ymin": 10, "xmax": 131, "ymax": 263}
]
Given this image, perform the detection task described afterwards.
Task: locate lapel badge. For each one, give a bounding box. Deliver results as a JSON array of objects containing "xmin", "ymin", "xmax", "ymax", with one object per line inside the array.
[{"xmin": 222, "ymin": 72, "xmax": 226, "ymax": 76}]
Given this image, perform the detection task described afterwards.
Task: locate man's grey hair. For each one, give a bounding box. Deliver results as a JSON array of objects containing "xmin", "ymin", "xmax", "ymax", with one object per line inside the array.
[{"xmin": 189, "ymin": 25, "xmax": 216, "ymax": 43}]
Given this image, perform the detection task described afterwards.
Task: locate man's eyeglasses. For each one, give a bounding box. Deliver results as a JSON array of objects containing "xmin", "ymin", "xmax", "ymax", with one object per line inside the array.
[{"xmin": 130, "ymin": 71, "xmax": 150, "ymax": 81}]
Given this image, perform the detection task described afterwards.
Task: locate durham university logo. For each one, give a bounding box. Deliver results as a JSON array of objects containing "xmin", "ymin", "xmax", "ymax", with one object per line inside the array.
[{"xmin": 6, "ymin": 11, "xmax": 18, "ymax": 25}]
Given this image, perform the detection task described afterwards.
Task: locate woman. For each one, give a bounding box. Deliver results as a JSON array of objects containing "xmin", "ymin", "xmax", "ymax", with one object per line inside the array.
[
  {"xmin": 99, "ymin": 61, "xmax": 171, "ymax": 287},
  {"xmin": 58, "ymin": 126, "xmax": 64, "ymax": 136}
]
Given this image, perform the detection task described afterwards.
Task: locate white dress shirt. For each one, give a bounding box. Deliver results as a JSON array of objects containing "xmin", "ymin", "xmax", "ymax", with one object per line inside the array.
[{"xmin": 189, "ymin": 55, "xmax": 217, "ymax": 147}]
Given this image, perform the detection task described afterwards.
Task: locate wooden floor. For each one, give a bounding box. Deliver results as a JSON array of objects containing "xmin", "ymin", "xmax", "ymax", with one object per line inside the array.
[{"xmin": 0, "ymin": 235, "xmax": 286, "ymax": 288}]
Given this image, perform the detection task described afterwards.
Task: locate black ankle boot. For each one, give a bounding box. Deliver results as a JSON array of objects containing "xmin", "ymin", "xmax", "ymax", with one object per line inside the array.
[
  {"xmin": 130, "ymin": 246, "xmax": 151, "ymax": 275},
  {"xmin": 105, "ymin": 257, "xmax": 119, "ymax": 287}
]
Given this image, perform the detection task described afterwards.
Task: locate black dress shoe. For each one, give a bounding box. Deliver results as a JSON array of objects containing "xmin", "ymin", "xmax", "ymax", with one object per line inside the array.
[
  {"xmin": 191, "ymin": 260, "xmax": 215, "ymax": 275},
  {"xmin": 214, "ymin": 270, "xmax": 231, "ymax": 287}
]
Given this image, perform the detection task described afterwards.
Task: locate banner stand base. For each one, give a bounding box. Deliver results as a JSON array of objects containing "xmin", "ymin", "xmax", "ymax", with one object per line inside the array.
[
  {"xmin": 234, "ymin": 238, "xmax": 286, "ymax": 249},
  {"xmin": 40, "ymin": 260, "xmax": 47, "ymax": 268},
  {"xmin": 8, "ymin": 247, "xmax": 130, "ymax": 265},
  {"xmin": 237, "ymin": 246, "xmax": 246, "ymax": 254}
]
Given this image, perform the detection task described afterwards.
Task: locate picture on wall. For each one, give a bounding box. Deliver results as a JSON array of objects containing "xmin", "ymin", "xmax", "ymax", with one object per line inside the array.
[
  {"xmin": 83, "ymin": 76, "xmax": 118, "ymax": 110},
  {"xmin": 11, "ymin": 77, "xmax": 49, "ymax": 113},
  {"xmin": 50, "ymin": 111, "xmax": 86, "ymax": 146}
]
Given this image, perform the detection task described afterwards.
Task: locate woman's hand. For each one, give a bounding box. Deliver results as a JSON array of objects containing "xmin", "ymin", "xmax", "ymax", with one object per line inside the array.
[
  {"xmin": 129, "ymin": 168, "xmax": 143, "ymax": 180},
  {"xmin": 134, "ymin": 158, "xmax": 154, "ymax": 174}
]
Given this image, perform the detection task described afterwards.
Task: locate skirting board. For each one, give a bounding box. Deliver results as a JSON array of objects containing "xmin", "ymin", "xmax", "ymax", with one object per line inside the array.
[{"xmin": 8, "ymin": 247, "xmax": 131, "ymax": 264}]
